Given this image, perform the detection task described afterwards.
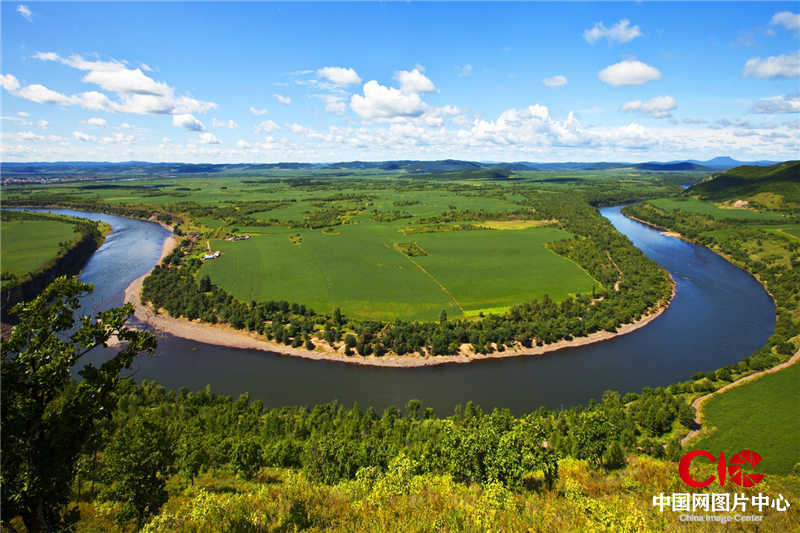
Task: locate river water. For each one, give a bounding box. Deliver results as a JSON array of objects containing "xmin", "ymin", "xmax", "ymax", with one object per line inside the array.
[{"xmin": 31, "ymin": 207, "xmax": 774, "ymax": 414}]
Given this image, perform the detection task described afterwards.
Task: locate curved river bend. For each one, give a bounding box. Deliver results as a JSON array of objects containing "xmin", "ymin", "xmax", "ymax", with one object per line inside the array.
[{"xmin": 36, "ymin": 207, "xmax": 774, "ymax": 415}]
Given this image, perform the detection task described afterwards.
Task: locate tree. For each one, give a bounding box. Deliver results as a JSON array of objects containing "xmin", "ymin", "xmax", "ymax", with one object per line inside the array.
[
  {"xmin": 1, "ymin": 277, "xmax": 156, "ymax": 532},
  {"xmin": 103, "ymin": 416, "xmax": 175, "ymax": 529}
]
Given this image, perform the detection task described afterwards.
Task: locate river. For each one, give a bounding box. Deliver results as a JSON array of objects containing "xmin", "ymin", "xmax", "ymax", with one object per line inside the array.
[{"xmin": 29, "ymin": 207, "xmax": 775, "ymax": 414}]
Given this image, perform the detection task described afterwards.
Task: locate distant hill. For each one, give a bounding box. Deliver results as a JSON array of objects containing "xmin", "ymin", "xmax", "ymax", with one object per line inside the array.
[
  {"xmin": 688, "ymin": 161, "xmax": 800, "ymax": 203},
  {"xmin": 635, "ymin": 162, "xmax": 710, "ymax": 171}
]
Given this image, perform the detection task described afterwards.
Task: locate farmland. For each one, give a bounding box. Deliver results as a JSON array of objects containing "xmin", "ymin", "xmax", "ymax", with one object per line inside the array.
[
  {"xmin": 648, "ymin": 197, "xmax": 786, "ymax": 222},
  {"xmin": 201, "ymin": 222, "xmax": 596, "ymax": 321},
  {"xmin": 693, "ymin": 362, "xmax": 800, "ymax": 474},
  {"xmin": 1, "ymin": 215, "xmax": 79, "ymax": 281}
]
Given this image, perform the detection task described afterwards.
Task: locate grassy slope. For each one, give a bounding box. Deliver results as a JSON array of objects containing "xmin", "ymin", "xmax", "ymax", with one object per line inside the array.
[
  {"xmin": 689, "ymin": 161, "xmax": 800, "ymax": 203},
  {"xmin": 694, "ymin": 362, "xmax": 800, "ymax": 475},
  {"xmin": 0, "ymin": 219, "xmax": 79, "ymax": 277}
]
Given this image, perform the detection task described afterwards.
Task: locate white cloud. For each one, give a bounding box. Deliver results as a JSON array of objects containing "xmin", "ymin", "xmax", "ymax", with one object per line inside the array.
[
  {"xmin": 1, "ymin": 74, "xmax": 21, "ymax": 92},
  {"xmin": 172, "ymin": 114, "xmax": 206, "ymax": 131},
  {"xmin": 212, "ymin": 118, "xmax": 238, "ymax": 129},
  {"xmin": 351, "ymin": 80, "xmax": 426, "ymax": 120},
  {"xmin": 120, "ymin": 122, "xmax": 135, "ymax": 129},
  {"xmin": 36, "ymin": 120, "xmax": 48, "ymax": 129},
  {"xmin": 394, "ymin": 68, "xmax": 436, "ymax": 93},
  {"xmin": 598, "ymin": 60, "xmax": 661, "ymax": 86},
  {"xmin": 73, "ymin": 131, "xmax": 96, "ymax": 142},
  {"xmin": 17, "ymin": 111, "xmax": 30, "ymax": 117},
  {"xmin": 98, "ymin": 133, "xmax": 135, "ymax": 145},
  {"xmin": 254, "ymin": 120, "xmax": 280, "ymax": 133},
  {"xmin": 249, "ymin": 106, "xmax": 269, "ymax": 116},
  {"xmin": 458, "ymin": 64, "xmax": 473, "ymax": 78},
  {"xmin": 621, "ymin": 96, "xmax": 677, "ymax": 118},
  {"xmin": 236, "ymin": 140, "xmax": 252, "ymax": 149},
  {"xmin": 86, "ymin": 117, "xmax": 108, "ymax": 127},
  {"xmin": 751, "ymin": 91, "xmax": 800, "ymax": 113},
  {"xmin": 542, "ymin": 75, "xmax": 567, "ymax": 88},
  {"xmin": 274, "ymin": 94, "xmax": 291, "ymax": 104},
  {"xmin": 288, "ymin": 123, "xmax": 323, "ymax": 138},
  {"xmin": 771, "ymin": 11, "xmax": 800, "ymax": 35},
  {"xmin": 584, "ymin": 19, "xmax": 642, "ymax": 44},
  {"xmin": 17, "ymin": 4, "xmax": 32, "ymax": 21},
  {"xmin": 317, "ymin": 66, "xmax": 361, "ymax": 86},
  {"xmin": 682, "ymin": 116, "xmax": 707, "ymax": 124},
  {"xmin": 17, "ymin": 84, "xmax": 71, "ymax": 105},
  {"xmin": 316, "ymin": 94, "xmax": 347, "ymax": 114},
  {"xmin": 23, "ymin": 52, "xmax": 217, "ymax": 116},
  {"xmin": 742, "ymin": 51, "xmax": 800, "ymax": 79},
  {"xmin": 198, "ymin": 132, "xmax": 221, "ymax": 144}
]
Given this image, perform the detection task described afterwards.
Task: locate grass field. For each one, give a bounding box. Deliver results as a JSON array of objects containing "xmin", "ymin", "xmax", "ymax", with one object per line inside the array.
[
  {"xmin": 1, "ymin": 218, "xmax": 79, "ymax": 278},
  {"xmin": 649, "ymin": 197, "xmax": 786, "ymax": 222},
  {"xmin": 201, "ymin": 224, "xmax": 598, "ymax": 321},
  {"xmin": 694, "ymin": 362, "xmax": 800, "ymax": 474}
]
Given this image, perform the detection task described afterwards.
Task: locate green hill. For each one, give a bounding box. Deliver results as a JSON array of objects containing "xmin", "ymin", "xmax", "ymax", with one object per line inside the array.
[{"xmin": 689, "ymin": 160, "xmax": 800, "ymax": 203}]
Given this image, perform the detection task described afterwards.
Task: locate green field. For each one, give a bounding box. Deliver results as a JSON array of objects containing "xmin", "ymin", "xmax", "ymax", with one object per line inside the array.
[
  {"xmin": 1, "ymin": 218, "xmax": 79, "ymax": 279},
  {"xmin": 694, "ymin": 362, "xmax": 800, "ymax": 474},
  {"xmin": 201, "ymin": 223, "xmax": 597, "ymax": 321},
  {"xmin": 649, "ymin": 197, "xmax": 785, "ymax": 222}
]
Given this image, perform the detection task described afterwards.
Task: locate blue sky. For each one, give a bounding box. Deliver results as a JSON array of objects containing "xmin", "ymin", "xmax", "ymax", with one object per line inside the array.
[{"xmin": 2, "ymin": 2, "xmax": 798, "ymax": 162}]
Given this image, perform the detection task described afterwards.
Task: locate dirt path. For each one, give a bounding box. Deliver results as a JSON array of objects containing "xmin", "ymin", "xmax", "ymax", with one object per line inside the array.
[
  {"xmin": 605, "ymin": 250, "xmax": 623, "ymax": 292},
  {"xmin": 681, "ymin": 347, "xmax": 800, "ymax": 446}
]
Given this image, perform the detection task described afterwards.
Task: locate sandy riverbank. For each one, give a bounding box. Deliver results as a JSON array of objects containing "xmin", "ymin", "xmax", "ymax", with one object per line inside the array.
[{"xmin": 123, "ymin": 230, "xmax": 676, "ymax": 368}]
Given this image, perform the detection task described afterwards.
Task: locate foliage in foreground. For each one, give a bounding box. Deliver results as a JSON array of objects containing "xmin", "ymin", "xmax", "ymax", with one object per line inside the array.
[
  {"xmin": 1, "ymin": 277, "xmax": 156, "ymax": 532},
  {"xmin": 76, "ymin": 457, "xmax": 800, "ymax": 532}
]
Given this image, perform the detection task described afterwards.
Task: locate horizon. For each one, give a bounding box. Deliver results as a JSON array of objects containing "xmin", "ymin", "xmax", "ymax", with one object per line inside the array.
[{"xmin": 2, "ymin": 2, "xmax": 798, "ymax": 163}]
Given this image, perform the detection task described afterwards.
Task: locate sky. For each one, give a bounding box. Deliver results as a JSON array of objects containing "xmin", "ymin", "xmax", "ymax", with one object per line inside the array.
[{"xmin": 1, "ymin": 2, "xmax": 798, "ymax": 163}]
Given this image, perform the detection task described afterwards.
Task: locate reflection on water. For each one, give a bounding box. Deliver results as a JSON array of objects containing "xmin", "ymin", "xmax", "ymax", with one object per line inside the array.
[{"xmin": 31, "ymin": 207, "xmax": 774, "ymax": 414}]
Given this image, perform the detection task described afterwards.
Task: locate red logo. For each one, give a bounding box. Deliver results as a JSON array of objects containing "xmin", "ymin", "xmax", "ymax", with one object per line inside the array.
[{"xmin": 679, "ymin": 449, "xmax": 764, "ymax": 488}]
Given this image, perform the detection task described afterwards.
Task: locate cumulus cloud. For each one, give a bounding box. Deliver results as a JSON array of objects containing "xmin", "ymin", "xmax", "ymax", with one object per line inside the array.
[
  {"xmin": 317, "ymin": 66, "xmax": 361, "ymax": 86},
  {"xmin": 120, "ymin": 122, "xmax": 135, "ymax": 129},
  {"xmin": 172, "ymin": 114, "xmax": 206, "ymax": 131},
  {"xmin": 351, "ymin": 80, "xmax": 426, "ymax": 120},
  {"xmin": 249, "ymin": 106, "xmax": 269, "ymax": 116},
  {"xmin": 198, "ymin": 132, "xmax": 221, "ymax": 144},
  {"xmin": 1, "ymin": 74, "xmax": 21, "ymax": 92},
  {"xmin": 457, "ymin": 64, "xmax": 473, "ymax": 78},
  {"xmin": 73, "ymin": 130, "xmax": 96, "ymax": 142},
  {"xmin": 598, "ymin": 60, "xmax": 661, "ymax": 86},
  {"xmin": 17, "ymin": 84, "xmax": 72, "ymax": 105},
  {"xmin": 584, "ymin": 19, "xmax": 642, "ymax": 43},
  {"xmin": 288, "ymin": 123, "xmax": 323, "ymax": 138},
  {"xmin": 771, "ymin": 11, "xmax": 800, "ymax": 35},
  {"xmin": 86, "ymin": 117, "xmax": 107, "ymax": 127},
  {"xmin": 236, "ymin": 140, "xmax": 252, "ymax": 149},
  {"xmin": 542, "ymin": 75, "xmax": 567, "ymax": 88},
  {"xmin": 16, "ymin": 52, "xmax": 217, "ymax": 116},
  {"xmin": 254, "ymin": 120, "xmax": 280, "ymax": 133},
  {"xmin": 682, "ymin": 116, "xmax": 707, "ymax": 124},
  {"xmin": 274, "ymin": 94, "xmax": 291, "ymax": 104},
  {"xmin": 36, "ymin": 120, "xmax": 48, "ymax": 129},
  {"xmin": 742, "ymin": 51, "xmax": 800, "ymax": 79},
  {"xmin": 317, "ymin": 94, "xmax": 347, "ymax": 114},
  {"xmin": 394, "ymin": 68, "xmax": 436, "ymax": 93},
  {"xmin": 751, "ymin": 91, "xmax": 800, "ymax": 113},
  {"xmin": 212, "ymin": 118, "xmax": 238, "ymax": 129},
  {"xmin": 621, "ymin": 96, "xmax": 677, "ymax": 118},
  {"xmin": 17, "ymin": 4, "xmax": 32, "ymax": 21}
]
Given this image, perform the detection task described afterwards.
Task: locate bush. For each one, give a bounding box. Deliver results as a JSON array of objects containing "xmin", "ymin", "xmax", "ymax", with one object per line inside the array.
[{"xmin": 603, "ymin": 441, "xmax": 626, "ymax": 470}]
